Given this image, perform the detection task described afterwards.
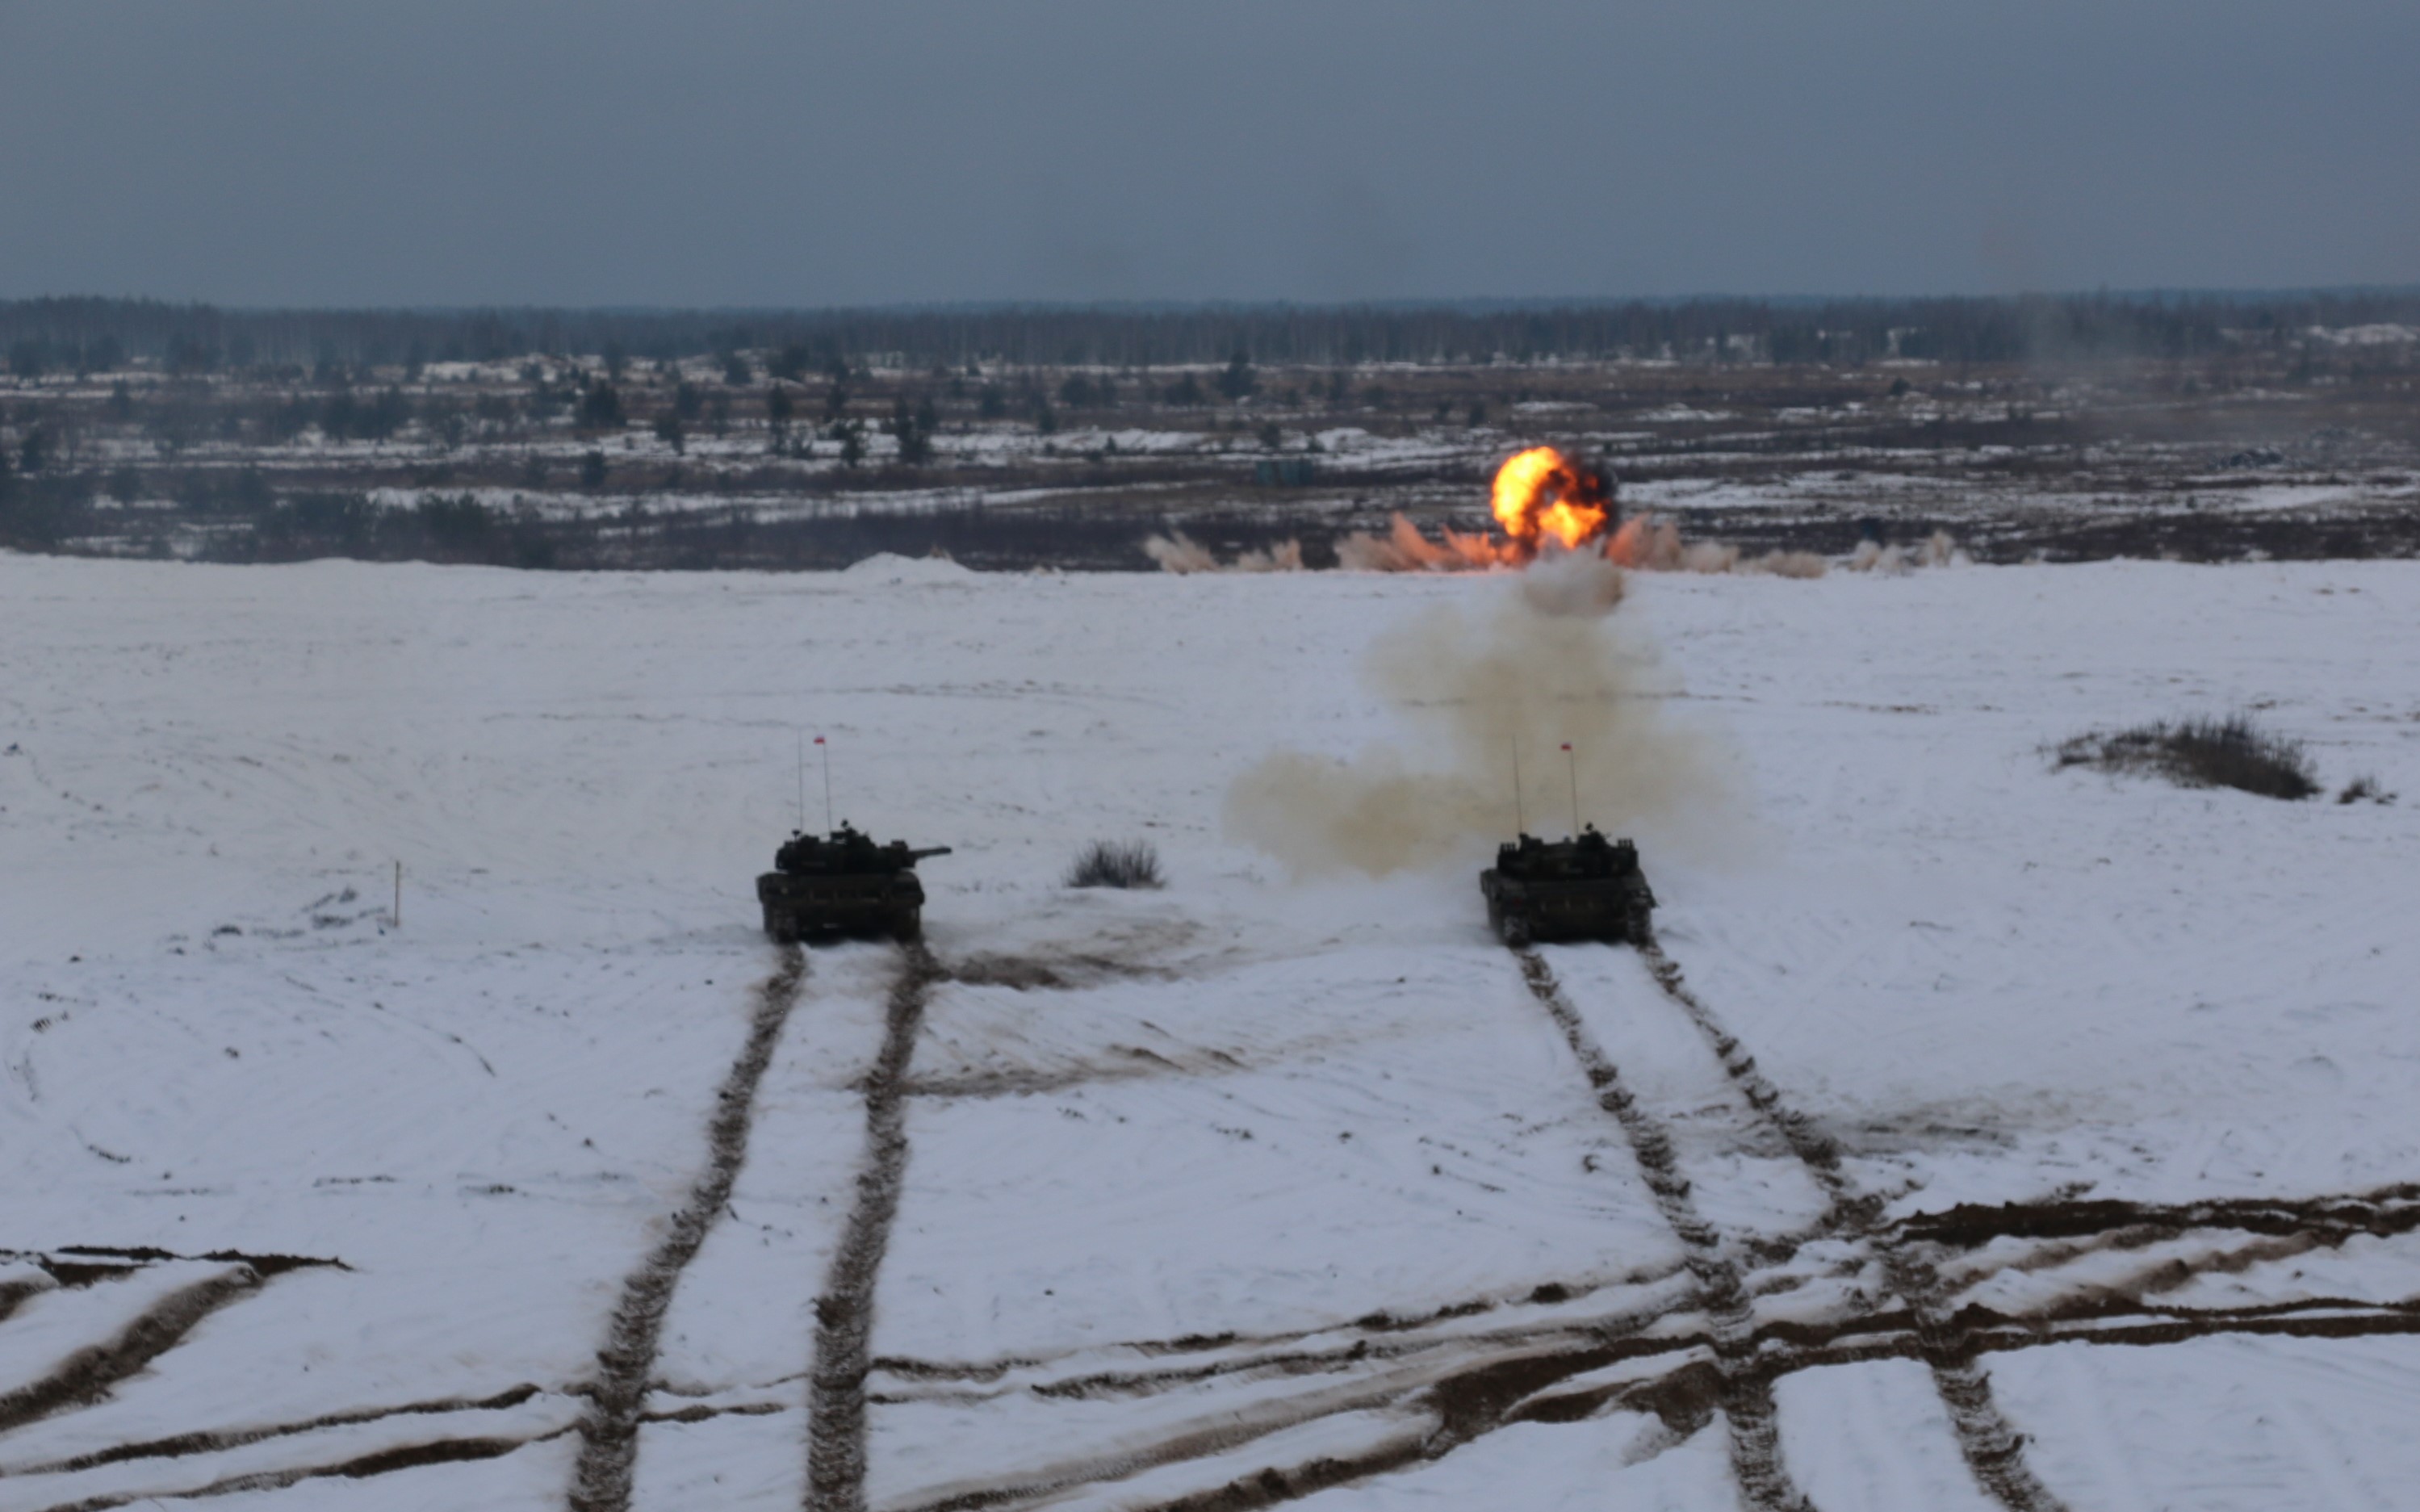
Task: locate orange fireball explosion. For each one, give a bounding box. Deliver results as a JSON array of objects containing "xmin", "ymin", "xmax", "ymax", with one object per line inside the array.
[{"xmin": 1489, "ymin": 446, "xmax": 1613, "ymax": 557}]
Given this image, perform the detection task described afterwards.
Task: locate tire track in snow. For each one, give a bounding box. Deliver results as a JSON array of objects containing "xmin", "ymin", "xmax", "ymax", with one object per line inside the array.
[
  {"xmin": 894, "ymin": 1286, "xmax": 2420, "ymax": 1512},
  {"xmin": 17, "ymin": 1246, "xmax": 345, "ymax": 1275},
  {"xmin": 1907, "ymin": 1184, "xmax": 2420, "ymax": 1253},
  {"xmin": 864, "ymin": 1251, "xmax": 1714, "ymax": 1389},
  {"xmin": 1079, "ymin": 1291, "xmax": 2420, "ymax": 1512},
  {"xmin": 1634, "ymin": 934, "xmax": 2068, "ymax": 1512},
  {"xmin": 886, "ymin": 944, "xmax": 1820, "ymax": 1512},
  {"xmin": 4, "ymin": 1383, "xmax": 547, "ymax": 1477},
  {"xmin": 1513, "ymin": 1295, "xmax": 2420, "ymax": 1432},
  {"xmin": 862, "ymin": 1186, "xmax": 2420, "ymax": 1511},
  {"xmin": 33, "ymin": 1428, "xmax": 574, "ymax": 1512},
  {"xmin": 567, "ymin": 944, "xmax": 808, "ymax": 1512},
  {"xmin": 1514, "ymin": 949, "xmax": 1818, "ymax": 1512},
  {"xmin": 807, "ymin": 942, "xmax": 942, "ymax": 1512},
  {"xmin": 885, "ymin": 1329, "xmax": 1695, "ymax": 1512},
  {"xmin": 0, "ymin": 1275, "xmax": 52, "ymax": 1325},
  {"xmin": 874, "ymin": 1278, "xmax": 1702, "ymax": 1406},
  {"xmin": 0, "ymin": 1267, "xmax": 270, "ymax": 1437}
]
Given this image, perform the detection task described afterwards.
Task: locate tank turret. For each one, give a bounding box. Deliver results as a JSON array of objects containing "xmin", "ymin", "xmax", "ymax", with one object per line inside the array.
[{"xmin": 773, "ymin": 823, "xmax": 951, "ymax": 877}]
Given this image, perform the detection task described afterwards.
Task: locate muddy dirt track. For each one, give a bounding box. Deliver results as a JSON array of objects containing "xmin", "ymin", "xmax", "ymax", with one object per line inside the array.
[
  {"xmin": 569, "ymin": 944, "xmax": 810, "ymax": 1512},
  {"xmin": 855, "ymin": 1216, "xmax": 2420, "ymax": 1512},
  {"xmin": 0, "ymin": 941, "xmax": 943, "ymax": 1512},
  {"xmin": 808, "ymin": 944, "xmax": 943, "ymax": 1512},
  {"xmin": 1626, "ymin": 933, "xmax": 2062, "ymax": 1510},
  {"xmin": 9, "ymin": 935, "xmax": 2420, "ymax": 1512},
  {"xmin": 0, "ymin": 1270, "xmax": 274, "ymax": 1440},
  {"xmin": 1627, "ymin": 934, "xmax": 2067, "ymax": 1512},
  {"xmin": 1514, "ymin": 949, "xmax": 1812, "ymax": 1512},
  {"xmin": 841, "ymin": 937, "xmax": 2420, "ymax": 1512}
]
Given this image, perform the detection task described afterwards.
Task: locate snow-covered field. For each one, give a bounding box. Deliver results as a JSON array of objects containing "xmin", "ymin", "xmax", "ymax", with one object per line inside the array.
[{"xmin": 2, "ymin": 549, "xmax": 2417, "ymax": 1511}]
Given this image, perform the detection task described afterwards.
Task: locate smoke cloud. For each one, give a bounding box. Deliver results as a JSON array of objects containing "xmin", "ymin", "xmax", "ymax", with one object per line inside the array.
[
  {"xmin": 1148, "ymin": 514, "xmax": 1913, "ymax": 580},
  {"xmin": 1144, "ymin": 530, "xmax": 1305, "ymax": 573},
  {"xmin": 1142, "ymin": 530, "xmax": 1220, "ymax": 573},
  {"xmin": 1225, "ymin": 551, "xmax": 1735, "ymax": 877},
  {"xmin": 1333, "ymin": 514, "xmax": 1499, "ymax": 572}
]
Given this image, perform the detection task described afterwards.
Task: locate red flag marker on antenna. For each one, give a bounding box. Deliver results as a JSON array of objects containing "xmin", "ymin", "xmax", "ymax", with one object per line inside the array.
[{"xmin": 815, "ymin": 737, "xmax": 833, "ymax": 827}]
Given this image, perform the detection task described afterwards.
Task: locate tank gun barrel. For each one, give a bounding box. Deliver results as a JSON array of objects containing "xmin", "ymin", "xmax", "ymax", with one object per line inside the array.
[{"xmin": 905, "ymin": 845, "xmax": 953, "ymax": 861}]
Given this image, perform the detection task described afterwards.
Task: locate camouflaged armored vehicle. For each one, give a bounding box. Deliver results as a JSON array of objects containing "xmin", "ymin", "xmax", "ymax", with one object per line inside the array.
[
  {"xmin": 1480, "ymin": 826, "xmax": 1655, "ymax": 947},
  {"xmin": 757, "ymin": 824, "xmax": 950, "ymax": 944}
]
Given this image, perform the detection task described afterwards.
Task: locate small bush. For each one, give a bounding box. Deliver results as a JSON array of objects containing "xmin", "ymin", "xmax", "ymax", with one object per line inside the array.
[
  {"xmin": 2053, "ymin": 713, "xmax": 2318, "ymax": 800},
  {"xmin": 2338, "ymin": 775, "xmax": 2396, "ymax": 806},
  {"xmin": 1066, "ymin": 840, "xmax": 1164, "ymax": 890}
]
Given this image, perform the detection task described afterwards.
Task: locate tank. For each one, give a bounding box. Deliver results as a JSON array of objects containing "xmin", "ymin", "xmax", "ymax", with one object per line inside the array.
[
  {"xmin": 756, "ymin": 823, "xmax": 951, "ymax": 944},
  {"xmin": 1480, "ymin": 825, "xmax": 1655, "ymax": 948}
]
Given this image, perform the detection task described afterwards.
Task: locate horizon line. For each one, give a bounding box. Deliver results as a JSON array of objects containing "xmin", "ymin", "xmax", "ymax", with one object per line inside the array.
[{"xmin": 6, "ymin": 285, "xmax": 2419, "ymax": 320}]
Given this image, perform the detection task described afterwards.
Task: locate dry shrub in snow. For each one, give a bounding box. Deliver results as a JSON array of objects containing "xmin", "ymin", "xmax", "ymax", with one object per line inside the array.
[
  {"xmin": 2338, "ymin": 775, "xmax": 2396, "ymax": 806},
  {"xmin": 1066, "ymin": 840, "xmax": 1166, "ymax": 889},
  {"xmin": 2054, "ymin": 713, "xmax": 2320, "ymax": 801}
]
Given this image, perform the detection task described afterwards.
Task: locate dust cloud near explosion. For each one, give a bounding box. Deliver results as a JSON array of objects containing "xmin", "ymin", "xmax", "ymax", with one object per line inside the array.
[
  {"xmin": 1148, "ymin": 446, "xmax": 1850, "ymax": 577},
  {"xmin": 1225, "ymin": 551, "xmax": 1735, "ymax": 877},
  {"xmin": 1338, "ymin": 446, "xmax": 1616, "ymax": 569}
]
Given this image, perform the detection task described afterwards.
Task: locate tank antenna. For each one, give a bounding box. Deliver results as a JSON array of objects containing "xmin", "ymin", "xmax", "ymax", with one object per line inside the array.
[
  {"xmin": 1509, "ymin": 736, "xmax": 1526, "ymax": 836},
  {"xmin": 1562, "ymin": 741, "xmax": 1579, "ymax": 836},
  {"xmin": 816, "ymin": 735, "xmax": 832, "ymax": 830},
  {"xmin": 795, "ymin": 731, "xmax": 807, "ymax": 833}
]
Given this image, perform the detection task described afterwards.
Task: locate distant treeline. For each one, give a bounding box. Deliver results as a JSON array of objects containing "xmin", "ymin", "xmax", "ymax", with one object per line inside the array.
[
  {"xmin": 0, "ymin": 476, "xmax": 1283, "ymax": 572},
  {"xmin": 4, "ymin": 290, "xmax": 2417, "ymax": 375}
]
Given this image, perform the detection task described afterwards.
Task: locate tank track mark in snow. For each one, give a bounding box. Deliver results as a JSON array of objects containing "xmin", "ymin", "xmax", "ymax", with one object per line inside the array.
[
  {"xmin": 1627, "ymin": 927, "xmax": 2067, "ymax": 1512},
  {"xmin": 568, "ymin": 944, "xmax": 810, "ymax": 1512},
  {"xmin": 1512, "ymin": 948, "xmax": 1819, "ymax": 1512},
  {"xmin": 0, "ymin": 1267, "xmax": 275, "ymax": 1439},
  {"xmin": 807, "ymin": 941, "xmax": 945, "ymax": 1512}
]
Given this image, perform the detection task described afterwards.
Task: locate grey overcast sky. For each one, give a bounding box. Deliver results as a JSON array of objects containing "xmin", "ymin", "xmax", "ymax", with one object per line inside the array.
[{"xmin": 1, "ymin": 0, "xmax": 2413, "ymax": 307}]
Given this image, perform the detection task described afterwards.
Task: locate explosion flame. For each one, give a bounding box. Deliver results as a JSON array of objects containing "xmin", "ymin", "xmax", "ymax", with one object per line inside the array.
[{"xmin": 1490, "ymin": 446, "xmax": 1613, "ymax": 556}]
